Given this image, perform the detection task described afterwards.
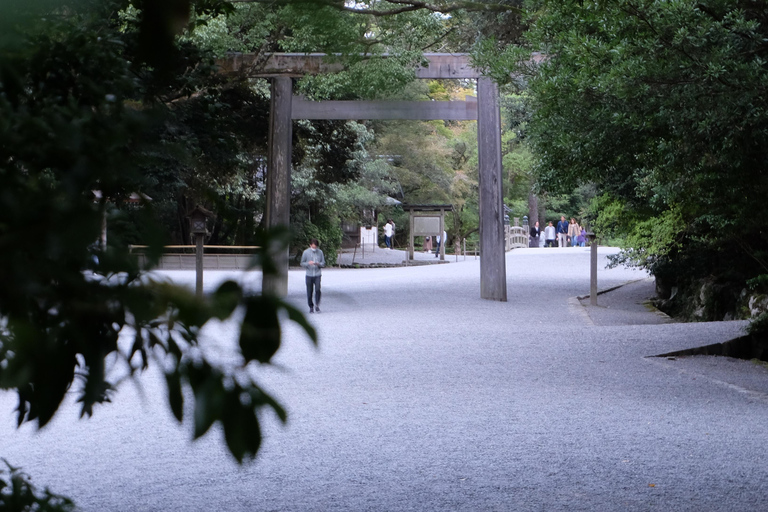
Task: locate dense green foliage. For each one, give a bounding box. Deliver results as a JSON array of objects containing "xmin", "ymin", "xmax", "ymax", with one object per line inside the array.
[
  {"xmin": 0, "ymin": 460, "xmax": 74, "ymax": 512},
  {"xmin": 521, "ymin": 0, "xmax": 768, "ymax": 309},
  {"xmin": 0, "ymin": 0, "xmax": 320, "ymax": 495},
  {"xmin": 370, "ymin": 80, "xmax": 481, "ymax": 245}
]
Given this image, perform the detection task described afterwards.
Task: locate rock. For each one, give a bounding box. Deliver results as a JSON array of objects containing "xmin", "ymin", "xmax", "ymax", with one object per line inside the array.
[
  {"xmin": 655, "ymin": 276, "xmax": 673, "ymax": 300},
  {"xmin": 748, "ymin": 294, "xmax": 768, "ymax": 318}
]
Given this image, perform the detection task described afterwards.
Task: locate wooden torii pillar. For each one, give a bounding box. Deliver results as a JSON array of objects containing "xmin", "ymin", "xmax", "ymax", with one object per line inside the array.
[
  {"xmin": 262, "ymin": 76, "xmax": 292, "ymax": 296},
  {"xmin": 476, "ymin": 77, "xmax": 507, "ymax": 301},
  {"xmin": 218, "ymin": 53, "xmax": 507, "ymax": 301}
]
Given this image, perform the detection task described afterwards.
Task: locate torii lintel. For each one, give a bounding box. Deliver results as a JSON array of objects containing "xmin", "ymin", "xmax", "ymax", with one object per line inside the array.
[{"xmin": 216, "ymin": 52, "xmax": 481, "ymax": 79}]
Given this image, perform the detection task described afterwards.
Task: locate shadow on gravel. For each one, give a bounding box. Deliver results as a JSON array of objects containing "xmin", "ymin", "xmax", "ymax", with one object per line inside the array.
[
  {"xmin": 591, "ymin": 279, "xmax": 768, "ymax": 364},
  {"xmin": 654, "ymin": 333, "xmax": 768, "ymax": 363}
]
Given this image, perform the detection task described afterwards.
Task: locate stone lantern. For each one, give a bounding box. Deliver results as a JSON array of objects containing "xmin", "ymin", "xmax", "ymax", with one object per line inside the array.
[{"xmin": 188, "ymin": 206, "xmax": 212, "ymax": 238}]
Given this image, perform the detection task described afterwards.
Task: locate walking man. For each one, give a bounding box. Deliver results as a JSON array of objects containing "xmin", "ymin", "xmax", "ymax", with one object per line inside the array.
[
  {"xmin": 301, "ymin": 238, "xmax": 325, "ymax": 313},
  {"xmin": 556, "ymin": 215, "xmax": 569, "ymax": 248}
]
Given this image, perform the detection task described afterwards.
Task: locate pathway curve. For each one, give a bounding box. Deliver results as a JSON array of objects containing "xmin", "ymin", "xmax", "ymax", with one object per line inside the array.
[{"xmin": 2, "ymin": 247, "xmax": 767, "ymax": 511}]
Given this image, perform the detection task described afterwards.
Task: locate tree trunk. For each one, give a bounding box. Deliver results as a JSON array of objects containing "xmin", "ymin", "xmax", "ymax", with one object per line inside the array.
[{"xmin": 527, "ymin": 192, "xmax": 539, "ymax": 226}]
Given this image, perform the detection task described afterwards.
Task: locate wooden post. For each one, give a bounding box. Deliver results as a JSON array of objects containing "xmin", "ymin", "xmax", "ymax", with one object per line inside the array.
[
  {"xmin": 409, "ymin": 211, "xmax": 415, "ymax": 260},
  {"xmin": 589, "ymin": 233, "xmax": 598, "ymax": 305},
  {"xmin": 100, "ymin": 208, "xmax": 107, "ymax": 251},
  {"xmin": 439, "ymin": 208, "xmax": 445, "ymax": 261},
  {"xmin": 195, "ymin": 234, "xmax": 204, "ymax": 298},
  {"xmin": 263, "ymin": 76, "xmax": 293, "ymax": 296},
  {"xmin": 477, "ymin": 77, "xmax": 507, "ymax": 301}
]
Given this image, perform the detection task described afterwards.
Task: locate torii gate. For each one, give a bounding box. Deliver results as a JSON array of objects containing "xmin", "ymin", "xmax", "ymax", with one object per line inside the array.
[{"xmin": 218, "ymin": 53, "xmax": 507, "ymax": 301}]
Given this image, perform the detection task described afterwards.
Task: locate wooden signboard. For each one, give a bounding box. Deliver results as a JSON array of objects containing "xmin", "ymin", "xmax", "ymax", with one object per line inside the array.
[{"xmin": 413, "ymin": 216, "xmax": 442, "ymax": 236}]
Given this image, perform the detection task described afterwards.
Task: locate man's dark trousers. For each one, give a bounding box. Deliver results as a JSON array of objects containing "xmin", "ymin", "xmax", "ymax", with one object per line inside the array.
[{"xmin": 306, "ymin": 275, "xmax": 321, "ymax": 309}]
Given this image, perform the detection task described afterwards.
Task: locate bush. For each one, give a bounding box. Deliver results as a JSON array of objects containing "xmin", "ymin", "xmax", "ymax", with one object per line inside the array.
[{"xmin": 291, "ymin": 213, "xmax": 342, "ymax": 266}]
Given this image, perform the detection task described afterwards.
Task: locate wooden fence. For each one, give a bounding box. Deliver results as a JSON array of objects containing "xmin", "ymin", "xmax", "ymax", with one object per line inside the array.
[{"xmin": 130, "ymin": 245, "xmax": 259, "ymax": 271}]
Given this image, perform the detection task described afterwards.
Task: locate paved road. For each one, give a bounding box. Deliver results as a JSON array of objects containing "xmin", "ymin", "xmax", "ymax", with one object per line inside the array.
[{"xmin": 2, "ymin": 247, "xmax": 767, "ymax": 511}]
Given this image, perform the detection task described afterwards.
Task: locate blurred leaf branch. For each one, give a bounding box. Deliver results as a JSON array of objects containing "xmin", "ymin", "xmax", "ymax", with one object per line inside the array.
[{"xmin": 0, "ymin": 7, "xmax": 316, "ymax": 511}]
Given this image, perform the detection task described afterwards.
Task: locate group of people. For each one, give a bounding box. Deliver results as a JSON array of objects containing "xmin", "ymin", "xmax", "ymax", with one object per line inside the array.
[
  {"xmin": 303, "ymin": 215, "xmax": 584, "ymax": 313},
  {"xmin": 303, "ymin": 216, "xmax": 585, "ymax": 314},
  {"xmin": 423, "ymin": 231, "xmax": 447, "ymax": 257},
  {"xmin": 529, "ymin": 216, "xmax": 587, "ymax": 248},
  {"xmin": 385, "ymin": 219, "xmax": 446, "ymax": 257}
]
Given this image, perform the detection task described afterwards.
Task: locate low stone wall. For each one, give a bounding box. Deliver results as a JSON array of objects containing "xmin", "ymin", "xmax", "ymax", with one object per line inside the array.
[{"xmin": 656, "ymin": 275, "xmax": 768, "ymax": 322}]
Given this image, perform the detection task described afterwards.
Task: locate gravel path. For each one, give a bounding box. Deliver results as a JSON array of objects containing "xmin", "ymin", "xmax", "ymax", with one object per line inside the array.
[
  {"xmin": 336, "ymin": 246, "xmax": 461, "ymax": 266},
  {"xmin": 2, "ymin": 247, "xmax": 767, "ymax": 511},
  {"xmin": 580, "ymin": 277, "xmax": 672, "ymax": 326}
]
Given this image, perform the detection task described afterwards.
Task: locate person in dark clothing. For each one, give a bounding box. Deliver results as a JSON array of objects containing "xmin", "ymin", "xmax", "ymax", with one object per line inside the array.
[
  {"xmin": 556, "ymin": 216, "xmax": 569, "ymax": 248},
  {"xmin": 529, "ymin": 221, "xmax": 540, "ymax": 248}
]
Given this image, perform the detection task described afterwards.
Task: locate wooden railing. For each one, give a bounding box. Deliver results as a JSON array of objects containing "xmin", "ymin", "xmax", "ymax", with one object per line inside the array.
[
  {"xmin": 505, "ymin": 226, "xmax": 529, "ymax": 250},
  {"xmin": 129, "ymin": 245, "xmax": 260, "ymax": 270}
]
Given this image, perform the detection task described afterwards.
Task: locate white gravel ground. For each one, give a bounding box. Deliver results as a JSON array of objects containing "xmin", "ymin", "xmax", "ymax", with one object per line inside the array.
[
  {"xmin": 2, "ymin": 247, "xmax": 767, "ymax": 511},
  {"xmin": 336, "ymin": 245, "xmax": 462, "ymax": 266}
]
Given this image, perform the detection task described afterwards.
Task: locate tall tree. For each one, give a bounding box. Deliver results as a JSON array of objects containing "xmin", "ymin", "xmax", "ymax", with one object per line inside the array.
[{"xmin": 519, "ymin": 0, "xmax": 768, "ymax": 306}]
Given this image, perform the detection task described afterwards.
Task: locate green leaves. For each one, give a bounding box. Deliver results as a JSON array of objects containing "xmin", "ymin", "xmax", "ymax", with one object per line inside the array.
[
  {"xmin": 184, "ymin": 359, "xmax": 287, "ymax": 463},
  {"xmin": 0, "ymin": 459, "xmax": 75, "ymax": 512},
  {"xmin": 165, "ymin": 369, "xmax": 185, "ymax": 422},
  {"xmin": 136, "ymin": 277, "xmax": 317, "ymax": 463},
  {"xmin": 281, "ymin": 302, "xmax": 318, "ymax": 346},
  {"xmin": 521, "ymin": 0, "xmax": 768, "ymax": 286},
  {"xmin": 220, "ymin": 385, "xmax": 262, "ymax": 462},
  {"xmin": 0, "ymin": 2, "xmax": 335, "ymax": 506},
  {"xmin": 185, "ymin": 360, "xmax": 287, "ymax": 463},
  {"xmin": 240, "ymin": 296, "xmax": 281, "ymax": 364},
  {"xmin": 239, "ymin": 294, "xmax": 318, "ymax": 365},
  {"xmin": 211, "ymin": 280, "xmax": 243, "ymax": 319}
]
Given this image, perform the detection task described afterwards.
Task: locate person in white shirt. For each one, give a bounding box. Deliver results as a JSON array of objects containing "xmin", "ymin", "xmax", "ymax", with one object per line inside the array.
[
  {"xmin": 383, "ymin": 220, "xmax": 394, "ymax": 249},
  {"xmin": 435, "ymin": 230, "xmax": 447, "ymax": 258},
  {"xmin": 544, "ymin": 221, "xmax": 557, "ymax": 248}
]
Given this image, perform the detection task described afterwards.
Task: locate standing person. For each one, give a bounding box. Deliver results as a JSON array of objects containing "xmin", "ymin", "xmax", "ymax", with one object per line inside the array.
[
  {"xmin": 578, "ymin": 227, "xmax": 587, "ymax": 247},
  {"xmin": 556, "ymin": 215, "xmax": 569, "ymax": 248},
  {"xmin": 300, "ymin": 238, "xmax": 325, "ymax": 313},
  {"xmin": 529, "ymin": 221, "xmax": 540, "ymax": 248},
  {"xmin": 568, "ymin": 218, "xmax": 581, "ymax": 247},
  {"xmin": 383, "ymin": 220, "xmax": 393, "ymax": 250},
  {"xmin": 544, "ymin": 221, "xmax": 557, "ymax": 247},
  {"xmin": 424, "ymin": 235, "xmax": 432, "ymax": 253},
  {"xmin": 435, "ymin": 230, "xmax": 447, "ymax": 258}
]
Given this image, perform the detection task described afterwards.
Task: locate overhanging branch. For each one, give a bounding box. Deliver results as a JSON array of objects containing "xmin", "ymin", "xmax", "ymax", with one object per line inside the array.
[{"xmin": 228, "ymin": 0, "xmax": 519, "ymax": 16}]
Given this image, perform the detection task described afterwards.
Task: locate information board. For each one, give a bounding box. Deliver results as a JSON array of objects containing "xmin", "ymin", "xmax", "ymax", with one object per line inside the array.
[{"xmin": 413, "ymin": 216, "xmax": 441, "ymax": 236}]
